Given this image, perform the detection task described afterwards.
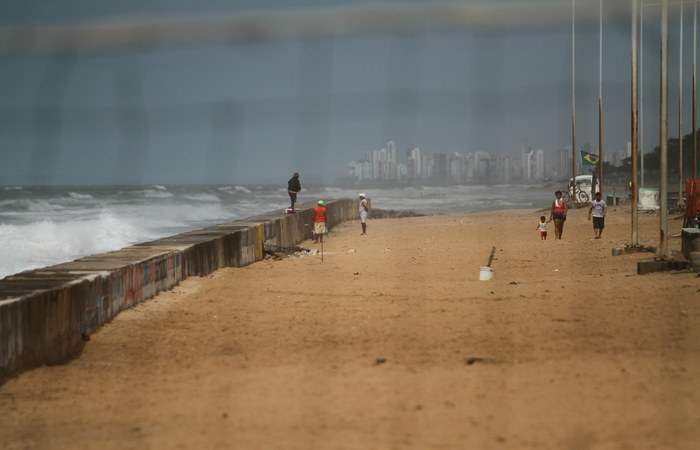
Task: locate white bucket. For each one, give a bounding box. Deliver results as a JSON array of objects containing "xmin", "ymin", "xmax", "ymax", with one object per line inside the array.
[{"xmin": 479, "ymin": 266, "xmax": 494, "ymax": 281}]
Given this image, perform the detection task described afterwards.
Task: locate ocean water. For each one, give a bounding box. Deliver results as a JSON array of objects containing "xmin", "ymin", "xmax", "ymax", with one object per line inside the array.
[{"xmin": 0, "ymin": 184, "xmax": 549, "ymax": 279}]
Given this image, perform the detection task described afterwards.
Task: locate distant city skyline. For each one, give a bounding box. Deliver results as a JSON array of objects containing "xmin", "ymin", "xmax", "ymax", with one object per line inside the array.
[{"xmin": 347, "ymin": 140, "xmax": 632, "ymax": 184}]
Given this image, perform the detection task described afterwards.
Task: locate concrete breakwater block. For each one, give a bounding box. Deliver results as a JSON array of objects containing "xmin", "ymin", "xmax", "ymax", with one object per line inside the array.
[
  {"xmin": 637, "ymin": 260, "xmax": 693, "ymax": 275},
  {"xmin": 681, "ymin": 228, "xmax": 700, "ymax": 263}
]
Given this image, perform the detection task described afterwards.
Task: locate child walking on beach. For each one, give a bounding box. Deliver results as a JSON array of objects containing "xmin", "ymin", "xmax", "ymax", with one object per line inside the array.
[{"xmin": 537, "ymin": 215, "xmax": 547, "ymax": 240}]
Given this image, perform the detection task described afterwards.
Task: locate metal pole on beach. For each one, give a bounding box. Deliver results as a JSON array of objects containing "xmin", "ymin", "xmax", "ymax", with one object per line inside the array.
[
  {"xmin": 679, "ymin": 0, "xmax": 686, "ymax": 206},
  {"xmin": 599, "ymin": 0, "xmax": 604, "ymax": 197},
  {"xmin": 658, "ymin": 0, "xmax": 673, "ymax": 259},
  {"xmin": 694, "ymin": 0, "xmax": 698, "ymax": 180},
  {"xmin": 631, "ymin": 0, "xmax": 642, "ymax": 246},
  {"xmin": 641, "ymin": 0, "xmax": 646, "ymax": 190},
  {"xmin": 572, "ymin": 0, "xmax": 578, "ymax": 201}
]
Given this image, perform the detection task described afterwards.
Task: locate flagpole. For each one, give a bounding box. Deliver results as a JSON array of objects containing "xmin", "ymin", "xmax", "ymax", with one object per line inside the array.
[
  {"xmin": 598, "ymin": 0, "xmax": 604, "ymax": 197},
  {"xmin": 694, "ymin": 0, "xmax": 698, "ymax": 180},
  {"xmin": 640, "ymin": 0, "xmax": 645, "ymax": 190},
  {"xmin": 631, "ymin": 0, "xmax": 641, "ymax": 247},
  {"xmin": 679, "ymin": 0, "xmax": 686, "ymax": 206},
  {"xmin": 658, "ymin": 0, "xmax": 672, "ymax": 260},
  {"xmin": 572, "ymin": 0, "xmax": 578, "ymax": 201}
]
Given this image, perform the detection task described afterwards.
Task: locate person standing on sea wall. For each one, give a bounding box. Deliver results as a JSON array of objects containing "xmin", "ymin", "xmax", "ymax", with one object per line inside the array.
[
  {"xmin": 359, "ymin": 193, "xmax": 369, "ymax": 235},
  {"xmin": 287, "ymin": 172, "xmax": 301, "ymax": 211},
  {"xmin": 548, "ymin": 190, "xmax": 568, "ymax": 240},
  {"xmin": 313, "ymin": 200, "xmax": 327, "ymax": 244}
]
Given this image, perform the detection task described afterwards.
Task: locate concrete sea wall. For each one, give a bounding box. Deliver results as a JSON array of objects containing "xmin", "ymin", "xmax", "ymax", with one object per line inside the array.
[
  {"xmin": 682, "ymin": 228, "xmax": 700, "ymax": 263},
  {"xmin": 0, "ymin": 199, "xmax": 361, "ymax": 382}
]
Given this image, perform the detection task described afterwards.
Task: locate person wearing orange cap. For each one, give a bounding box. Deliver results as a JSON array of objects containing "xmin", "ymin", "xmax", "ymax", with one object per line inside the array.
[{"xmin": 313, "ymin": 200, "xmax": 327, "ymax": 243}]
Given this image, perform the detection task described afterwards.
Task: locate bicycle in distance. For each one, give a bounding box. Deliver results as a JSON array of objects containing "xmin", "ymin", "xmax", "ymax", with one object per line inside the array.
[
  {"xmin": 561, "ymin": 188, "xmax": 589, "ymax": 203},
  {"xmin": 562, "ymin": 174, "xmax": 597, "ymax": 203}
]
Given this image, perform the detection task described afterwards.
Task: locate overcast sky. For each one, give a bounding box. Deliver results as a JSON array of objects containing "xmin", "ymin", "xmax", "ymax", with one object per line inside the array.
[{"xmin": 0, "ymin": 1, "xmax": 695, "ymax": 185}]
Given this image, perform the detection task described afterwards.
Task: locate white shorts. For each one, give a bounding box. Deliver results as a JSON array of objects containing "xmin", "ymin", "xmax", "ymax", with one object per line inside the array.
[
  {"xmin": 360, "ymin": 211, "xmax": 368, "ymax": 223},
  {"xmin": 314, "ymin": 222, "xmax": 326, "ymax": 234}
]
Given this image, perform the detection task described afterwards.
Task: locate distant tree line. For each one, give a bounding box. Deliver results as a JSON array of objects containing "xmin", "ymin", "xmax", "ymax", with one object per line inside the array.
[{"xmin": 603, "ymin": 127, "xmax": 700, "ymax": 185}]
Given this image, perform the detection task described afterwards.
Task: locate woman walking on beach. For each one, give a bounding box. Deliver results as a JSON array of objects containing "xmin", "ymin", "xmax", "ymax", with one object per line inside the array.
[{"xmin": 548, "ymin": 190, "xmax": 568, "ymax": 239}]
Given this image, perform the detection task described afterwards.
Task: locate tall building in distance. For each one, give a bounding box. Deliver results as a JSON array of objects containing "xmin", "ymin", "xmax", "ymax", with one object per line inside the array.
[
  {"xmin": 603, "ymin": 142, "xmax": 629, "ymax": 167},
  {"xmin": 348, "ymin": 141, "xmax": 408, "ymax": 182},
  {"xmin": 557, "ymin": 147, "xmax": 572, "ymax": 181},
  {"xmin": 522, "ymin": 146, "xmax": 545, "ymax": 181},
  {"xmin": 407, "ymin": 147, "xmax": 422, "ymax": 179}
]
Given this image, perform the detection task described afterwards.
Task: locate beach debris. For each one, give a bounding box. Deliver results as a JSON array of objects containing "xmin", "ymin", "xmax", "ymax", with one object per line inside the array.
[
  {"xmin": 353, "ymin": 272, "xmax": 359, "ymax": 275},
  {"xmin": 263, "ymin": 244, "xmax": 318, "ymax": 260},
  {"xmin": 348, "ymin": 249, "xmax": 356, "ymax": 253},
  {"xmin": 464, "ymin": 357, "xmax": 484, "ymax": 365},
  {"xmin": 375, "ymin": 358, "xmax": 387, "ymax": 365},
  {"xmin": 509, "ymin": 281, "xmax": 519, "ymax": 285},
  {"xmin": 479, "ymin": 265, "xmax": 495, "ymax": 280},
  {"xmin": 426, "ymin": 241, "xmax": 435, "ymax": 244},
  {"xmin": 370, "ymin": 208, "xmax": 428, "ymax": 219},
  {"xmin": 486, "ymin": 246, "xmax": 496, "ymax": 267}
]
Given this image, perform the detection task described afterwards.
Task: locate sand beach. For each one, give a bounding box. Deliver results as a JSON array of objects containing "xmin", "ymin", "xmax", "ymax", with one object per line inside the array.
[{"xmin": 1, "ymin": 204, "xmax": 699, "ymax": 449}]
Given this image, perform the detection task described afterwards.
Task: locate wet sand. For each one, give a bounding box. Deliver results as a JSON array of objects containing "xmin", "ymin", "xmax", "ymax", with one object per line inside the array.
[{"xmin": 1, "ymin": 205, "xmax": 699, "ymax": 449}]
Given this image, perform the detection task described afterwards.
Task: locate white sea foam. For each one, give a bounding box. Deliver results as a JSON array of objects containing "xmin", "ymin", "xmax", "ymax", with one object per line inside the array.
[
  {"xmin": 140, "ymin": 189, "xmax": 174, "ymax": 198},
  {"xmin": 0, "ymin": 214, "xmax": 150, "ymax": 279},
  {"xmin": 6, "ymin": 198, "xmax": 66, "ymax": 213},
  {"xmin": 67, "ymin": 192, "xmax": 93, "ymax": 199},
  {"xmin": 182, "ymin": 193, "xmax": 220, "ymax": 202},
  {"xmin": 218, "ymin": 186, "xmax": 252, "ymax": 194}
]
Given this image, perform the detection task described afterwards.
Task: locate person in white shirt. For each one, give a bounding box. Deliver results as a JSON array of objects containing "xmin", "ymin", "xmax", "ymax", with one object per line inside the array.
[{"xmin": 588, "ymin": 192, "xmax": 608, "ymax": 239}]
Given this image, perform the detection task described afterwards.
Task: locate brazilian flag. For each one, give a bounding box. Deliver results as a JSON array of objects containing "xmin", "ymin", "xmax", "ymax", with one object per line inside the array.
[{"xmin": 581, "ymin": 151, "xmax": 600, "ymax": 165}]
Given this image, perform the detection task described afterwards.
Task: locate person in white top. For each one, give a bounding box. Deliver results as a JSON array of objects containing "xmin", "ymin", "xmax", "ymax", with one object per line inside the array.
[
  {"xmin": 359, "ymin": 193, "xmax": 369, "ymax": 235},
  {"xmin": 588, "ymin": 192, "xmax": 608, "ymax": 239},
  {"xmin": 536, "ymin": 215, "xmax": 547, "ymax": 240}
]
